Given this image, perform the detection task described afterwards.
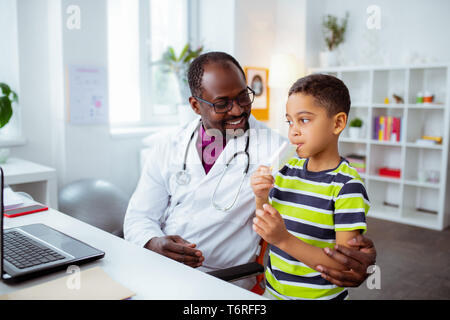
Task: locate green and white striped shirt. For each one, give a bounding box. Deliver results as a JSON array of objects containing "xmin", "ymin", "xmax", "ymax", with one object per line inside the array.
[{"xmin": 266, "ymin": 157, "xmax": 370, "ymax": 300}]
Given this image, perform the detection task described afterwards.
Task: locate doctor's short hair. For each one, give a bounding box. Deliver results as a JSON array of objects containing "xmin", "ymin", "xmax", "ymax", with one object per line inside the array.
[
  {"xmin": 288, "ymin": 74, "xmax": 351, "ymax": 116},
  {"xmin": 188, "ymin": 51, "xmax": 246, "ymax": 98}
]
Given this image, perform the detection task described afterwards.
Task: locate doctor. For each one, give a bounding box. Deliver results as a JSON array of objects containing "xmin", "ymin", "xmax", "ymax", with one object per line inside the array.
[{"xmin": 124, "ymin": 52, "xmax": 376, "ymax": 290}]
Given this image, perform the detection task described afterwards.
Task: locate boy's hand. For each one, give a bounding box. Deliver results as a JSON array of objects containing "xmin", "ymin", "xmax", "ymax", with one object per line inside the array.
[
  {"xmin": 252, "ymin": 203, "xmax": 290, "ymax": 247},
  {"xmin": 250, "ymin": 165, "xmax": 275, "ymax": 199}
]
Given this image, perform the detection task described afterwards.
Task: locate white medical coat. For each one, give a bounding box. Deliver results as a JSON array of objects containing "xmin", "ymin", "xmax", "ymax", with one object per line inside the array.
[{"xmin": 124, "ymin": 115, "xmax": 287, "ymax": 289}]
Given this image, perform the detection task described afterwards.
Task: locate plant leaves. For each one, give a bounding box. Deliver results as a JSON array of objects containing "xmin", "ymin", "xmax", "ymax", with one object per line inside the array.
[
  {"xmin": 168, "ymin": 47, "xmax": 176, "ymax": 61},
  {"xmin": 322, "ymin": 12, "xmax": 349, "ymax": 51},
  {"xmin": 182, "ymin": 46, "xmax": 204, "ymax": 63},
  {"xmin": 0, "ymin": 96, "xmax": 13, "ymax": 128},
  {"xmin": 178, "ymin": 43, "xmax": 190, "ymax": 61},
  {"xmin": 0, "ymin": 83, "xmax": 11, "ymax": 97},
  {"xmin": 11, "ymin": 91, "xmax": 18, "ymax": 103}
]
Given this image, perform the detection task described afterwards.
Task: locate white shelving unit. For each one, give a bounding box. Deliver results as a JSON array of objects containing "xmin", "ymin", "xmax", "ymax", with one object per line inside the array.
[{"xmin": 310, "ymin": 63, "xmax": 450, "ymax": 230}]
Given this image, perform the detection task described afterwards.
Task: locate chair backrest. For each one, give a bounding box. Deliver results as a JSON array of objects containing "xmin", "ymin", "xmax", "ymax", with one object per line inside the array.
[{"xmin": 58, "ymin": 179, "xmax": 129, "ymax": 237}]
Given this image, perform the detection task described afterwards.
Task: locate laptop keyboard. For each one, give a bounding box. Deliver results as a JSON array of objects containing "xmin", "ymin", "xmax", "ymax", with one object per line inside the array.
[{"xmin": 3, "ymin": 231, "xmax": 66, "ymax": 269}]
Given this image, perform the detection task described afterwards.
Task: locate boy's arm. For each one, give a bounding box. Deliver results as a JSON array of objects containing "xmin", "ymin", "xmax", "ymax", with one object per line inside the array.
[
  {"xmin": 253, "ymin": 205, "xmax": 359, "ymax": 271},
  {"xmin": 250, "ymin": 166, "xmax": 274, "ymax": 210},
  {"xmin": 278, "ymin": 230, "xmax": 361, "ymax": 271},
  {"xmin": 254, "ymin": 178, "xmax": 369, "ymax": 273},
  {"xmin": 255, "ymin": 197, "xmax": 267, "ymax": 211}
]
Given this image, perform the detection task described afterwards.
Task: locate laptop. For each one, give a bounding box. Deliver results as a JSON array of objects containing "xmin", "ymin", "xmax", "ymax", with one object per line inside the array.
[{"xmin": 1, "ymin": 169, "xmax": 105, "ymax": 283}]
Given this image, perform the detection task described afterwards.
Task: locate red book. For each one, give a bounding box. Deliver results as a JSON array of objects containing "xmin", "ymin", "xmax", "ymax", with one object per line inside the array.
[
  {"xmin": 4, "ymin": 204, "xmax": 48, "ymax": 218},
  {"xmin": 392, "ymin": 117, "xmax": 400, "ymax": 142},
  {"xmin": 379, "ymin": 167, "xmax": 401, "ymax": 178}
]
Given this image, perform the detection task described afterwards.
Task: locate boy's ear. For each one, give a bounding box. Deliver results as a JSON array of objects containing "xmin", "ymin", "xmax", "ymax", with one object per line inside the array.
[{"xmin": 333, "ymin": 112, "xmax": 347, "ymax": 135}]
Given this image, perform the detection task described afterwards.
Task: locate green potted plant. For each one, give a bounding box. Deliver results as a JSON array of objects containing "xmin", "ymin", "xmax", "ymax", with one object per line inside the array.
[
  {"xmin": 349, "ymin": 117, "xmax": 363, "ymax": 139},
  {"xmin": 0, "ymin": 83, "xmax": 17, "ymax": 128},
  {"xmin": 158, "ymin": 44, "xmax": 203, "ymax": 124},
  {"xmin": 0, "ymin": 82, "xmax": 18, "ymax": 163},
  {"xmin": 159, "ymin": 44, "xmax": 203, "ymax": 102},
  {"xmin": 320, "ymin": 12, "xmax": 349, "ymax": 67}
]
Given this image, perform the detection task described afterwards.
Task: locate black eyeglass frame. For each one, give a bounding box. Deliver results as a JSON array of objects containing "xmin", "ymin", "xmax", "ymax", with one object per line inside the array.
[{"xmin": 193, "ymin": 86, "xmax": 255, "ymax": 114}]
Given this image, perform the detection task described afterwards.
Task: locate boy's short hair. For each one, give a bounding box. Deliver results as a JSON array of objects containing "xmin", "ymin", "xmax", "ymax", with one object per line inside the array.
[{"xmin": 288, "ymin": 74, "xmax": 351, "ymax": 116}]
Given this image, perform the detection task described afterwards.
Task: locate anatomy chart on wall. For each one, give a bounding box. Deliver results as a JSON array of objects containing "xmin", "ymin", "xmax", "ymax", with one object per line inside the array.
[{"xmin": 66, "ymin": 65, "xmax": 109, "ymax": 125}]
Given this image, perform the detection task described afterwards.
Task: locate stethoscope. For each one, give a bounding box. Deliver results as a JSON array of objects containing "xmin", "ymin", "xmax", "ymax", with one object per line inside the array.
[{"xmin": 175, "ymin": 120, "xmax": 250, "ymax": 211}]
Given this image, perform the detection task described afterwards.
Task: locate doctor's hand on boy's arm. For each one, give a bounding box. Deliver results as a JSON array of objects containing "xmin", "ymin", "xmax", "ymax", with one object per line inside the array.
[
  {"xmin": 250, "ymin": 166, "xmax": 274, "ymax": 210},
  {"xmin": 316, "ymin": 235, "xmax": 377, "ymax": 287},
  {"xmin": 145, "ymin": 235, "xmax": 204, "ymax": 268}
]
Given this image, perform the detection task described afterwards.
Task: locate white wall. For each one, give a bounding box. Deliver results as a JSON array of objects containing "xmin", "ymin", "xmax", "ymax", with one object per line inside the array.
[
  {"xmin": 60, "ymin": 0, "xmax": 142, "ymax": 196},
  {"xmin": 232, "ymin": 0, "xmax": 450, "ymax": 134},
  {"xmin": 0, "ymin": 0, "xmax": 20, "ymax": 91},
  {"xmin": 233, "ymin": 0, "xmax": 310, "ymax": 135},
  {"xmin": 198, "ymin": 0, "xmax": 236, "ymax": 54},
  {"xmin": 12, "ymin": 0, "xmax": 54, "ymax": 167},
  {"xmin": 10, "ymin": 0, "xmax": 142, "ymax": 198},
  {"xmin": 321, "ymin": 0, "xmax": 450, "ymax": 66},
  {"xmin": 0, "ymin": 0, "xmax": 22, "ymax": 139},
  {"xmin": 233, "ymin": 0, "xmax": 277, "ymax": 67}
]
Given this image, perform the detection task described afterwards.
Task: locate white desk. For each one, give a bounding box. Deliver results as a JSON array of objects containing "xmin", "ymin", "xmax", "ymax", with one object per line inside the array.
[
  {"xmin": 0, "ymin": 208, "xmax": 263, "ymax": 300},
  {"xmin": 2, "ymin": 157, "xmax": 58, "ymax": 209}
]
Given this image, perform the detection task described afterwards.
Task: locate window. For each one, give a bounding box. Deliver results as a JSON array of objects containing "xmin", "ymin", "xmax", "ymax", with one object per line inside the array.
[
  {"xmin": 108, "ymin": 0, "xmax": 192, "ymax": 127},
  {"xmin": 0, "ymin": 0, "xmax": 23, "ymax": 144}
]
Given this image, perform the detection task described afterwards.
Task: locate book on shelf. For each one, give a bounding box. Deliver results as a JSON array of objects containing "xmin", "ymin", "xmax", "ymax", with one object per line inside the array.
[
  {"xmin": 378, "ymin": 167, "xmax": 401, "ymax": 178},
  {"xmin": 346, "ymin": 154, "xmax": 366, "ymax": 173},
  {"xmin": 373, "ymin": 116, "xmax": 401, "ymax": 142}
]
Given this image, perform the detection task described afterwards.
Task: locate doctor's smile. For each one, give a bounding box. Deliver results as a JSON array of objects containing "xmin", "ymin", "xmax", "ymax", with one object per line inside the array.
[{"xmin": 225, "ymin": 115, "xmax": 247, "ymax": 129}]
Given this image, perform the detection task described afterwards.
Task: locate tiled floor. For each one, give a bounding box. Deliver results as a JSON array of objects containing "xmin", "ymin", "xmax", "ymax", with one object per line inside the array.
[{"xmin": 348, "ymin": 217, "xmax": 450, "ymax": 300}]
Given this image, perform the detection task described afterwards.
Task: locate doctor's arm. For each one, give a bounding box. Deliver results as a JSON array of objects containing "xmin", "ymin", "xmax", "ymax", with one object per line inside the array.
[{"xmin": 123, "ymin": 148, "xmax": 204, "ymax": 268}]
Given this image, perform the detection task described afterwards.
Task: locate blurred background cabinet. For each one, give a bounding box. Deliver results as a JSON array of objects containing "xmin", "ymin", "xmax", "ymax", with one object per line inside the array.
[
  {"xmin": 2, "ymin": 157, "xmax": 57, "ymax": 209},
  {"xmin": 310, "ymin": 64, "xmax": 450, "ymax": 230}
]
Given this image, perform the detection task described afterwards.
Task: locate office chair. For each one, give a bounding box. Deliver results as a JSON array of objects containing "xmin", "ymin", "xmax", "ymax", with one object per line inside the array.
[
  {"xmin": 207, "ymin": 239, "xmax": 269, "ymax": 295},
  {"xmin": 58, "ymin": 179, "xmax": 129, "ymax": 238}
]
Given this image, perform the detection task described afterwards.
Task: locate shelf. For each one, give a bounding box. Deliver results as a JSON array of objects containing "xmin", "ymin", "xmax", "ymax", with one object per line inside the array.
[
  {"xmin": 370, "ymin": 140, "xmax": 402, "ymax": 146},
  {"xmin": 0, "ymin": 136, "xmax": 27, "ymax": 148},
  {"xmin": 340, "ymin": 140, "xmax": 444, "ymax": 149},
  {"xmin": 407, "ymin": 104, "xmax": 445, "ymax": 109},
  {"xmin": 370, "ymin": 208, "xmax": 440, "ymax": 230},
  {"xmin": 340, "ymin": 137, "xmax": 368, "ymax": 144},
  {"xmin": 401, "ymin": 209, "xmax": 440, "ymax": 230},
  {"xmin": 351, "ymin": 103, "xmax": 370, "ymax": 108},
  {"xmin": 403, "ymin": 179, "xmax": 440, "ymax": 189},
  {"xmin": 369, "ymin": 202, "xmax": 401, "ymax": 219},
  {"xmin": 405, "ymin": 142, "xmax": 443, "ymax": 150},
  {"xmin": 367, "ymin": 174, "xmax": 402, "ymax": 184},
  {"xmin": 310, "ymin": 63, "xmax": 449, "ymax": 73},
  {"xmin": 311, "ymin": 64, "xmax": 450, "ymax": 230},
  {"xmin": 372, "ymin": 103, "xmax": 406, "ymax": 109}
]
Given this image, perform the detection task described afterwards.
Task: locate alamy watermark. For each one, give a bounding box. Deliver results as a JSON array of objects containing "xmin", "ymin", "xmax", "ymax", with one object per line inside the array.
[
  {"xmin": 66, "ymin": 265, "xmax": 81, "ymax": 290},
  {"xmin": 366, "ymin": 5, "xmax": 381, "ymax": 30},
  {"xmin": 366, "ymin": 264, "xmax": 381, "ymax": 290},
  {"xmin": 66, "ymin": 5, "xmax": 81, "ymax": 30}
]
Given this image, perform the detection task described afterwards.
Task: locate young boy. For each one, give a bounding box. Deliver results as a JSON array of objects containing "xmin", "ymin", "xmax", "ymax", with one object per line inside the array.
[{"xmin": 250, "ymin": 74, "xmax": 370, "ymax": 300}]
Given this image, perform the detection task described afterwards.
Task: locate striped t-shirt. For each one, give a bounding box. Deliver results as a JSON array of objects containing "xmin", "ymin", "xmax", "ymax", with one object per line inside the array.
[{"xmin": 265, "ymin": 157, "xmax": 370, "ymax": 300}]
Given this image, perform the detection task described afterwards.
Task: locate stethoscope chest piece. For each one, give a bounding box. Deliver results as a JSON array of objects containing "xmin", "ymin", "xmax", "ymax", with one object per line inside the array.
[{"xmin": 175, "ymin": 170, "xmax": 191, "ymax": 185}]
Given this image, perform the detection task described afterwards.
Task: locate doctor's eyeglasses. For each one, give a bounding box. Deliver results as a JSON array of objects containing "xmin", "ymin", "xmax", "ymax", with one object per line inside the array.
[{"xmin": 194, "ymin": 87, "xmax": 255, "ymax": 114}]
